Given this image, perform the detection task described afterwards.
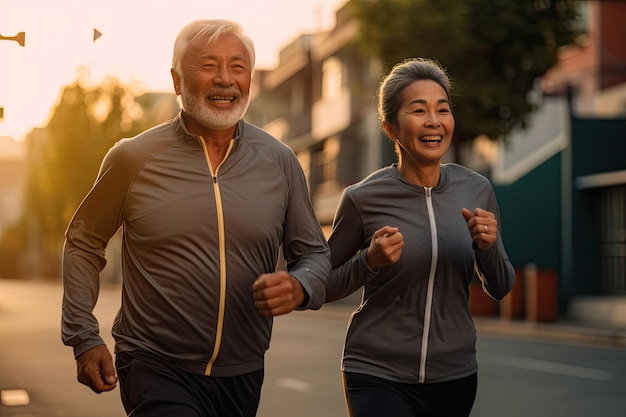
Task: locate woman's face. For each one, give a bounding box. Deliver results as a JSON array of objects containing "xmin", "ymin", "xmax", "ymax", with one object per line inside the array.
[{"xmin": 385, "ymin": 79, "xmax": 455, "ymax": 167}]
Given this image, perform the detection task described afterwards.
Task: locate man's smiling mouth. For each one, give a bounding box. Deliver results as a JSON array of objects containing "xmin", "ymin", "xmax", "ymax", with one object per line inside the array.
[{"xmin": 208, "ymin": 95, "xmax": 236, "ymax": 103}]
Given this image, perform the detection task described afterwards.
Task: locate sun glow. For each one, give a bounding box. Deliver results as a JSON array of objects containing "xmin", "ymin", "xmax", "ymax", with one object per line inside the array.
[{"xmin": 0, "ymin": 0, "xmax": 345, "ymax": 142}]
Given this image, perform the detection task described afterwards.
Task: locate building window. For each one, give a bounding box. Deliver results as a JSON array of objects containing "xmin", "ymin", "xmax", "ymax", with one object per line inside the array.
[
  {"xmin": 312, "ymin": 136, "xmax": 340, "ymax": 192},
  {"xmin": 291, "ymin": 81, "xmax": 305, "ymax": 115},
  {"xmin": 599, "ymin": 184, "xmax": 626, "ymax": 294},
  {"xmin": 322, "ymin": 58, "xmax": 342, "ymax": 101}
]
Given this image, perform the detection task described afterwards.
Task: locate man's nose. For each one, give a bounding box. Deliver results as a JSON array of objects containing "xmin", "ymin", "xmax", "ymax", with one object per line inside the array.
[{"xmin": 214, "ymin": 65, "xmax": 234, "ymax": 85}]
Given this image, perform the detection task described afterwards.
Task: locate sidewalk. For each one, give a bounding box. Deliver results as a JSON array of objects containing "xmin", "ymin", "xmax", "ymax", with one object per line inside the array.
[
  {"xmin": 328, "ymin": 293, "xmax": 626, "ymax": 349},
  {"xmin": 474, "ymin": 317, "xmax": 626, "ymax": 349},
  {"xmin": 475, "ymin": 294, "xmax": 626, "ymax": 348}
]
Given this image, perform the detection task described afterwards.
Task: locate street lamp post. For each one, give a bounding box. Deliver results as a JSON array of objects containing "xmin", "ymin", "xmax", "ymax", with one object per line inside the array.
[
  {"xmin": 0, "ymin": 31, "xmax": 26, "ymax": 47},
  {"xmin": 0, "ymin": 31, "xmax": 26, "ymax": 121}
]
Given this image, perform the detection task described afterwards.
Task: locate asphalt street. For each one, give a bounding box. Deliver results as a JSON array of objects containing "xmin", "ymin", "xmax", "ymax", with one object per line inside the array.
[{"xmin": 1, "ymin": 279, "xmax": 625, "ymax": 417}]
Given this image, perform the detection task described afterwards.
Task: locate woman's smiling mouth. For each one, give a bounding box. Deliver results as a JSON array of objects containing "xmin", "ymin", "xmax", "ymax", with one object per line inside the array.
[{"xmin": 419, "ymin": 135, "xmax": 442, "ymax": 143}]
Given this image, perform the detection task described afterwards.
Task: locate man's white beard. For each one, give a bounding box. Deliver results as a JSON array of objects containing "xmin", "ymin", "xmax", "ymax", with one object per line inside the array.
[{"xmin": 180, "ymin": 82, "xmax": 249, "ymax": 130}]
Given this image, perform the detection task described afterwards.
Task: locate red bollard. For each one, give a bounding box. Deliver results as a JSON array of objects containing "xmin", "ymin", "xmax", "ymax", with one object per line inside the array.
[
  {"xmin": 500, "ymin": 268, "xmax": 524, "ymax": 320},
  {"xmin": 524, "ymin": 264, "xmax": 558, "ymax": 323},
  {"xmin": 469, "ymin": 279, "xmax": 497, "ymax": 317}
]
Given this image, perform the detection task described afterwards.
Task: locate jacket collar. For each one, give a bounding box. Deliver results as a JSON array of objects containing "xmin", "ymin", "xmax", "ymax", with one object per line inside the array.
[{"xmin": 172, "ymin": 111, "xmax": 243, "ymax": 146}]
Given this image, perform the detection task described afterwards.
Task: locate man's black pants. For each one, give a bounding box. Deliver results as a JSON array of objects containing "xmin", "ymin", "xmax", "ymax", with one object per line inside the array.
[{"xmin": 116, "ymin": 351, "xmax": 264, "ymax": 417}]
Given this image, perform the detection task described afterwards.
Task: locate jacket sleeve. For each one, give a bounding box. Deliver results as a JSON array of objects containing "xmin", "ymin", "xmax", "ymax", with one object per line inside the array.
[
  {"xmin": 61, "ymin": 141, "xmax": 131, "ymax": 358},
  {"xmin": 282, "ymin": 154, "xmax": 331, "ymax": 310},
  {"xmin": 325, "ymin": 189, "xmax": 377, "ymax": 303},
  {"xmin": 474, "ymin": 189, "xmax": 515, "ymax": 300}
]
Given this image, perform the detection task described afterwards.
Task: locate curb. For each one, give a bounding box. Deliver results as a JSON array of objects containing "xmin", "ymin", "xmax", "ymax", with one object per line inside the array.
[{"xmin": 474, "ymin": 318, "xmax": 626, "ymax": 348}]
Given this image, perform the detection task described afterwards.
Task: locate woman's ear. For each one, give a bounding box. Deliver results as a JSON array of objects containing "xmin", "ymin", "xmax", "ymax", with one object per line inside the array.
[{"xmin": 382, "ymin": 121, "xmax": 396, "ymax": 142}]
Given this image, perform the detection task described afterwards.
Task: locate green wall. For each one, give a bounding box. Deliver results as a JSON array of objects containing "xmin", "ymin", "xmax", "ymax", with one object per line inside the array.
[
  {"xmin": 493, "ymin": 153, "xmax": 562, "ymax": 271},
  {"xmin": 570, "ymin": 116, "xmax": 626, "ymax": 297}
]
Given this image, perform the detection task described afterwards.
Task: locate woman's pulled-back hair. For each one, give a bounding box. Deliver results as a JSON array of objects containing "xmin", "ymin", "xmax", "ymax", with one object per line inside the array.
[{"xmin": 377, "ymin": 58, "xmax": 452, "ymax": 128}]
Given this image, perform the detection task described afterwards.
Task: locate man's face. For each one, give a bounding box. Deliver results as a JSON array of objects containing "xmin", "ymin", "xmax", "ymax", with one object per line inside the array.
[{"xmin": 175, "ymin": 33, "xmax": 252, "ymax": 131}]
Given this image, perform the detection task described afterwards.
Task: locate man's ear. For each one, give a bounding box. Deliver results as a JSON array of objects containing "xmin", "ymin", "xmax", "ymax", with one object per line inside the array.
[{"xmin": 170, "ymin": 68, "xmax": 181, "ymax": 95}]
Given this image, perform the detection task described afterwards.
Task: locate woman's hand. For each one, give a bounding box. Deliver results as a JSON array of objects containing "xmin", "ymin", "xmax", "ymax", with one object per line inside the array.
[
  {"xmin": 365, "ymin": 226, "xmax": 404, "ymax": 270},
  {"xmin": 462, "ymin": 207, "xmax": 497, "ymax": 251}
]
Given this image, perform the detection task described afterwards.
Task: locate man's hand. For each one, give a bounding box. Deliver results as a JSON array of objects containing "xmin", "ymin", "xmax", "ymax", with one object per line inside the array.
[
  {"xmin": 252, "ymin": 270, "xmax": 306, "ymax": 317},
  {"xmin": 365, "ymin": 226, "xmax": 404, "ymax": 270},
  {"xmin": 76, "ymin": 344, "xmax": 118, "ymax": 393}
]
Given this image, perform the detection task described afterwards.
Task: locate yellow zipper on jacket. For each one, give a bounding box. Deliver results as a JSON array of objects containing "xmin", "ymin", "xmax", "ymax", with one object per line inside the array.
[{"xmin": 200, "ymin": 138, "xmax": 235, "ymax": 376}]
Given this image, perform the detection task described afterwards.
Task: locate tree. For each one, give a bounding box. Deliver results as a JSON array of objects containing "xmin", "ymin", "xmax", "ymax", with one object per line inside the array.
[
  {"xmin": 9, "ymin": 75, "xmax": 176, "ymax": 278},
  {"xmin": 348, "ymin": 0, "xmax": 584, "ymax": 160}
]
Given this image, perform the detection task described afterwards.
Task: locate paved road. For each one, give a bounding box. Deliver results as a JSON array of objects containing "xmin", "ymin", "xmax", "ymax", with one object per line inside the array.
[
  {"xmin": 0, "ymin": 279, "xmax": 126, "ymax": 416},
  {"xmin": 473, "ymin": 337, "xmax": 626, "ymax": 416},
  {"xmin": 1, "ymin": 279, "xmax": 625, "ymax": 416}
]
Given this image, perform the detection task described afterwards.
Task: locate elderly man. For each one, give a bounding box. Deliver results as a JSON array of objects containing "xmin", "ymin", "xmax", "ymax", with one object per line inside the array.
[{"xmin": 62, "ymin": 19, "xmax": 330, "ymax": 417}]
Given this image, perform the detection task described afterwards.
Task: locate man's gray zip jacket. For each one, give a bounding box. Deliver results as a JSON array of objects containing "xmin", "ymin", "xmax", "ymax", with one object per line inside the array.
[{"xmin": 62, "ymin": 113, "xmax": 331, "ymax": 377}]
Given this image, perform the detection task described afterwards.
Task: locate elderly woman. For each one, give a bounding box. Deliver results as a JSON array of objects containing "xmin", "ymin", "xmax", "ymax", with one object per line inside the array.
[{"xmin": 326, "ymin": 58, "xmax": 515, "ymax": 417}]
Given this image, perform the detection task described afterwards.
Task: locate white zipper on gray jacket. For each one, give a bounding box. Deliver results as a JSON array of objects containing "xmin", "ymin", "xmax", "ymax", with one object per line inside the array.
[{"xmin": 419, "ymin": 186, "xmax": 438, "ymax": 383}]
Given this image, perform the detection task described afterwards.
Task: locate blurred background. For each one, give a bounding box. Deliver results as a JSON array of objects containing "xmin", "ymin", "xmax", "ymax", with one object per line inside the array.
[
  {"xmin": 0, "ymin": 0, "xmax": 626, "ymax": 417},
  {"xmin": 1, "ymin": 0, "xmax": 624, "ymax": 326},
  {"xmin": 0, "ymin": 1, "xmax": 625, "ymax": 415}
]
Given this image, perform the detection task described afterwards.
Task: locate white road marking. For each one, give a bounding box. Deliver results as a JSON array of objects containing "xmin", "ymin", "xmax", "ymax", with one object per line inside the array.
[
  {"xmin": 276, "ymin": 377, "xmax": 313, "ymax": 392},
  {"xmin": 481, "ymin": 353, "xmax": 614, "ymax": 381},
  {"xmin": 0, "ymin": 389, "xmax": 30, "ymax": 406}
]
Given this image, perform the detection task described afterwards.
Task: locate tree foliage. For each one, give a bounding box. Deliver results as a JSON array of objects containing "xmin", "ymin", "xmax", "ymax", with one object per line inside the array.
[
  {"xmin": 4, "ymin": 75, "xmax": 176, "ymax": 277},
  {"xmin": 25, "ymin": 78, "xmax": 139, "ymax": 241},
  {"xmin": 348, "ymin": 0, "xmax": 584, "ymax": 152}
]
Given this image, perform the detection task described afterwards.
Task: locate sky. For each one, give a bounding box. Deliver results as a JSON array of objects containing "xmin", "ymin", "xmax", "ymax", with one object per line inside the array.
[{"xmin": 0, "ymin": 0, "xmax": 346, "ymax": 141}]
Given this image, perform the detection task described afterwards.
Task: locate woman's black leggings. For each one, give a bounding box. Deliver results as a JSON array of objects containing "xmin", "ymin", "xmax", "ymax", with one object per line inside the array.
[{"xmin": 343, "ymin": 372, "xmax": 477, "ymax": 417}]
